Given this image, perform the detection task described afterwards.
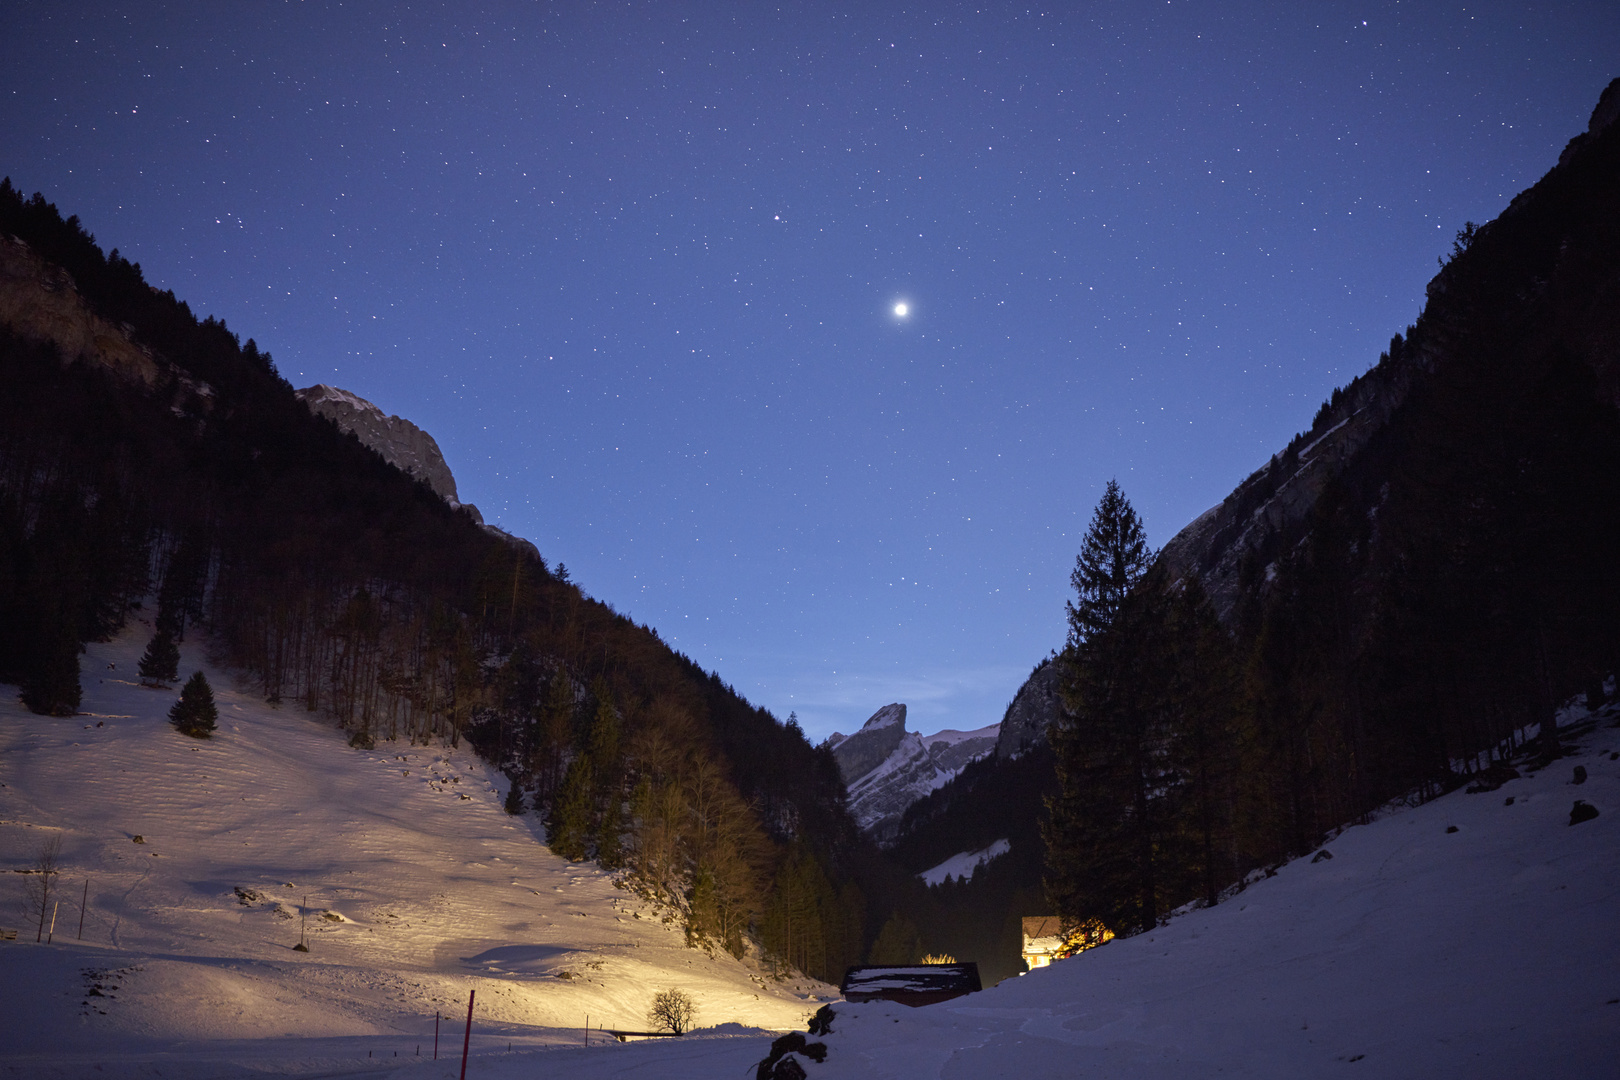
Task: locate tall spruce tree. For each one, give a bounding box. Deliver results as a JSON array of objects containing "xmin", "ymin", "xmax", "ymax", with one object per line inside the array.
[
  {"xmin": 1064, "ymin": 479, "xmax": 1152, "ymax": 649},
  {"xmin": 21, "ymin": 620, "xmax": 81, "ymax": 717},
  {"xmin": 548, "ymin": 753, "xmax": 594, "ymax": 861},
  {"xmin": 169, "ymin": 671, "xmax": 218, "ymax": 738},
  {"xmin": 138, "ymin": 626, "xmax": 180, "ymax": 685},
  {"xmin": 1044, "ymin": 481, "xmax": 1166, "ymax": 935},
  {"xmin": 1165, "ymin": 574, "xmax": 1240, "ymax": 908}
]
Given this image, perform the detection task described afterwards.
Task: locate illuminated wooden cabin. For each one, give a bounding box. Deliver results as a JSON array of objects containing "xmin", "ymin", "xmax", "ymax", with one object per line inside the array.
[{"xmin": 1021, "ymin": 916, "xmax": 1113, "ymax": 971}]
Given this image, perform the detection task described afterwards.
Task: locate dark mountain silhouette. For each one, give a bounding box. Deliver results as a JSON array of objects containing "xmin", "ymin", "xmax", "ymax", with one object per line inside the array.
[{"xmin": 0, "ymin": 178, "xmax": 867, "ymax": 981}]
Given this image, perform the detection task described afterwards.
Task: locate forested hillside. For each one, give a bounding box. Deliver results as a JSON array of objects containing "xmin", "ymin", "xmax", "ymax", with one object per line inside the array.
[
  {"xmin": 883, "ymin": 79, "xmax": 1620, "ymax": 971},
  {"xmin": 0, "ymin": 178, "xmax": 868, "ymax": 982},
  {"xmin": 1042, "ymin": 78, "xmax": 1620, "ymax": 940}
]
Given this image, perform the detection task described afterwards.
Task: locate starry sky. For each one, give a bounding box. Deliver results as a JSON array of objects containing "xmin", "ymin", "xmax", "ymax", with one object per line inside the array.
[{"xmin": 4, "ymin": 2, "xmax": 1616, "ymax": 741}]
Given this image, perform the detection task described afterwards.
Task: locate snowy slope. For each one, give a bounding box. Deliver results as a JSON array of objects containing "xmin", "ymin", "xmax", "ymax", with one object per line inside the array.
[
  {"xmin": 917, "ymin": 838, "xmax": 1010, "ymax": 887},
  {"xmin": 0, "ymin": 618, "xmax": 832, "ymax": 1078},
  {"xmin": 795, "ymin": 711, "xmax": 1620, "ymax": 1079}
]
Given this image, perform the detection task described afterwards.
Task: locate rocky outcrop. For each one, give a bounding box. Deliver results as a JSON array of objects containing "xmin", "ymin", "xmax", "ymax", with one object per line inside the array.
[
  {"xmin": 1162, "ymin": 76, "xmax": 1620, "ymax": 625},
  {"xmin": 0, "ymin": 234, "xmax": 161, "ymax": 386},
  {"xmin": 826, "ymin": 704, "xmax": 998, "ymax": 843},
  {"xmin": 295, "ymin": 384, "xmax": 463, "ymax": 506},
  {"xmin": 1158, "ymin": 353, "xmax": 1416, "ymax": 623},
  {"xmin": 994, "ymin": 657, "xmax": 1067, "ymax": 760},
  {"xmin": 826, "ymin": 703, "xmax": 909, "ymax": 784},
  {"xmin": 294, "ymin": 383, "xmax": 542, "ymax": 559}
]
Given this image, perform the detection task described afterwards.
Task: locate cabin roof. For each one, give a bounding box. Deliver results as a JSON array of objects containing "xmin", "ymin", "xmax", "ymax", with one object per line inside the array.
[{"xmin": 841, "ymin": 963, "xmax": 982, "ymax": 998}]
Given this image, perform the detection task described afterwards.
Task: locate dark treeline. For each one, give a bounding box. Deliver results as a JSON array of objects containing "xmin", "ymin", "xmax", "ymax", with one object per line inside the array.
[
  {"xmin": 1044, "ymin": 104, "xmax": 1620, "ymax": 940},
  {"xmin": 0, "ymin": 178, "xmax": 869, "ymax": 983},
  {"xmin": 883, "ymin": 745, "xmax": 1058, "ymax": 984}
]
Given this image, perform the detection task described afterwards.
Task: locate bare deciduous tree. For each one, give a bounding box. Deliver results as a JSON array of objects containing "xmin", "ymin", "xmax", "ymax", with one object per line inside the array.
[
  {"xmin": 20, "ymin": 836, "xmax": 62, "ymax": 942},
  {"xmin": 648, "ymin": 988, "xmax": 696, "ymax": 1035}
]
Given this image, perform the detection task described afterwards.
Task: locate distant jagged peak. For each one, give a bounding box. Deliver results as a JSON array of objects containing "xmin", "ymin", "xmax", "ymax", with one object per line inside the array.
[
  {"xmin": 861, "ymin": 702, "xmax": 907, "ymax": 730},
  {"xmin": 923, "ymin": 723, "xmax": 999, "ymax": 748},
  {"xmin": 827, "ymin": 701, "xmax": 1001, "ymax": 842}
]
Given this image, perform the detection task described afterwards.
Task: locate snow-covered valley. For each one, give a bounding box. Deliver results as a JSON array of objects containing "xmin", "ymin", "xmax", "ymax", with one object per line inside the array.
[
  {"xmin": 0, "ymin": 619, "xmax": 831, "ymax": 1078},
  {"xmin": 804, "ymin": 709, "xmax": 1620, "ymax": 1079},
  {"xmin": 2, "ymin": 618, "xmax": 1617, "ymax": 1078}
]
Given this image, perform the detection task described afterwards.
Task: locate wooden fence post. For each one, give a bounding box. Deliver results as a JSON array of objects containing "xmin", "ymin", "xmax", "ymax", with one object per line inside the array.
[{"xmin": 459, "ymin": 989, "xmax": 475, "ymax": 1080}]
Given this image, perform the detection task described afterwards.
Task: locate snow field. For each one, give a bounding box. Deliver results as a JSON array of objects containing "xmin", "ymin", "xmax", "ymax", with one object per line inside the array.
[
  {"xmin": 0, "ymin": 617, "xmax": 832, "ymax": 1077},
  {"xmin": 801, "ymin": 707, "xmax": 1620, "ymax": 1079}
]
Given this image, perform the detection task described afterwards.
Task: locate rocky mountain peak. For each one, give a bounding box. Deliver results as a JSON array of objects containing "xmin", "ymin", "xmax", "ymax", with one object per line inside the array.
[
  {"xmin": 294, "ymin": 383, "xmax": 542, "ymax": 560},
  {"xmin": 825, "ymin": 703, "xmax": 999, "ymax": 843},
  {"xmin": 295, "ymin": 384, "xmax": 463, "ymax": 507}
]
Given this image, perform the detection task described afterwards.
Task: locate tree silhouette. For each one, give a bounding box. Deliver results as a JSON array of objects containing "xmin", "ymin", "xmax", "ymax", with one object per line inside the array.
[{"xmin": 169, "ymin": 671, "xmax": 218, "ymax": 738}]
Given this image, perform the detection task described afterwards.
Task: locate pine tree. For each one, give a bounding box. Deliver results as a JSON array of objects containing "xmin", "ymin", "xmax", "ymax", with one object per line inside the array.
[
  {"xmin": 1164, "ymin": 574, "xmax": 1240, "ymax": 908},
  {"xmin": 503, "ymin": 781, "xmax": 525, "ymax": 816},
  {"xmin": 1045, "ymin": 482, "xmax": 1168, "ymax": 936},
  {"xmin": 867, "ymin": 912, "xmax": 922, "ymax": 965},
  {"xmin": 138, "ymin": 626, "xmax": 180, "ymax": 685},
  {"xmin": 548, "ymin": 753, "xmax": 594, "ymax": 861},
  {"xmin": 1065, "ymin": 479, "xmax": 1151, "ymax": 649},
  {"xmin": 21, "ymin": 621, "xmax": 81, "ymax": 717},
  {"xmin": 596, "ymin": 793, "xmax": 624, "ymax": 869},
  {"xmin": 169, "ymin": 670, "xmax": 218, "ymax": 738}
]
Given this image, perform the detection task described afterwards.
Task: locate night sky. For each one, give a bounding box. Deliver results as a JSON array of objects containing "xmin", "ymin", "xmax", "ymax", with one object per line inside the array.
[{"xmin": 4, "ymin": 2, "xmax": 1615, "ymax": 740}]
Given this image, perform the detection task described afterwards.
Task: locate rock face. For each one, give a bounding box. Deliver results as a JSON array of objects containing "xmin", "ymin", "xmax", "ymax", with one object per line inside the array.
[
  {"xmin": 1158, "ymin": 356, "xmax": 1416, "ymax": 624},
  {"xmin": 295, "ymin": 384, "xmax": 464, "ymax": 507},
  {"xmin": 1161, "ymin": 75, "xmax": 1620, "ymax": 626},
  {"xmin": 0, "ymin": 234, "xmax": 161, "ymax": 387},
  {"xmin": 294, "ymin": 384, "xmax": 542, "ymax": 559},
  {"xmin": 994, "ymin": 657, "xmax": 1067, "ymax": 760},
  {"xmin": 825, "ymin": 704, "xmax": 999, "ymax": 843},
  {"xmin": 826, "ymin": 703, "xmax": 909, "ymax": 782}
]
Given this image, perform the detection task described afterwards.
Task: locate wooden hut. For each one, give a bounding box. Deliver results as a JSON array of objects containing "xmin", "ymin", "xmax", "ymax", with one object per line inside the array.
[{"xmin": 840, "ymin": 963, "xmax": 982, "ymax": 1007}]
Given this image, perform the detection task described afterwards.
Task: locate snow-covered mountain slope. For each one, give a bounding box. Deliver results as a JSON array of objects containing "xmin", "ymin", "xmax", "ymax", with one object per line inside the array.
[
  {"xmin": 917, "ymin": 838, "xmax": 1010, "ymax": 887},
  {"xmin": 0, "ymin": 620, "xmax": 831, "ymax": 1078},
  {"xmin": 800, "ymin": 712, "xmax": 1620, "ymax": 1079},
  {"xmin": 826, "ymin": 706, "xmax": 998, "ymax": 843}
]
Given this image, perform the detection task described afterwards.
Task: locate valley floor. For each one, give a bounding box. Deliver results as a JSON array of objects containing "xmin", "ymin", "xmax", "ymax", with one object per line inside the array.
[
  {"xmin": 802, "ymin": 705, "xmax": 1620, "ymax": 1080},
  {"xmin": 1, "ymin": 619, "xmax": 1616, "ymax": 1078}
]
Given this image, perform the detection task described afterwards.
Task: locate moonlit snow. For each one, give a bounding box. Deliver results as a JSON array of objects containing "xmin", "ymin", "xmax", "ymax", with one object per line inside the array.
[
  {"xmin": 917, "ymin": 838, "xmax": 1011, "ymax": 887},
  {"xmin": 2, "ymin": 617, "xmax": 1616, "ymax": 1078},
  {"xmin": 0, "ymin": 617, "xmax": 831, "ymax": 1078}
]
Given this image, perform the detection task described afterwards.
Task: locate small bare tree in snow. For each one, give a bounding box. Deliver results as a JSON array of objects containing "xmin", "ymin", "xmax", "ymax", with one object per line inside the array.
[
  {"xmin": 20, "ymin": 836, "xmax": 62, "ymax": 942},
  {"xmin": 648, "ymin": 988, "xmax": 696, "ymax": 1035}
]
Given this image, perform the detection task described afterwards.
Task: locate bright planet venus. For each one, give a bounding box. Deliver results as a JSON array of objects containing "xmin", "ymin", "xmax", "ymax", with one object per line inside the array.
[{"xmin": 894, "ymin": 302, "xmax": 909, "ymax": 318}]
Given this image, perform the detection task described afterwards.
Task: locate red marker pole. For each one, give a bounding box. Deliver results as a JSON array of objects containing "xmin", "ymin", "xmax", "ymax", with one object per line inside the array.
[
  {"xmin": 434, "ymin": 1011, "xmax": 439, "ymax": 1059},
  {"xmin": 459, "ymin": 990, "xmax": 476, "ymax": 1080}
]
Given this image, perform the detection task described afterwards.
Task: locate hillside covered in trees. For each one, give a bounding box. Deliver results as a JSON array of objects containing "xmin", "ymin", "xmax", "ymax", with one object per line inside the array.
[
  {"xmin": 872, "ymin": 78, "xmax": 1620, "ymax": 972},
  {"xmin": 1044, "ymin": 78, "xmax": 1620, "ymax": 940},
  {"xmin": 0, "ymin": 178, "xmax": 871, "ymax": 982}
]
